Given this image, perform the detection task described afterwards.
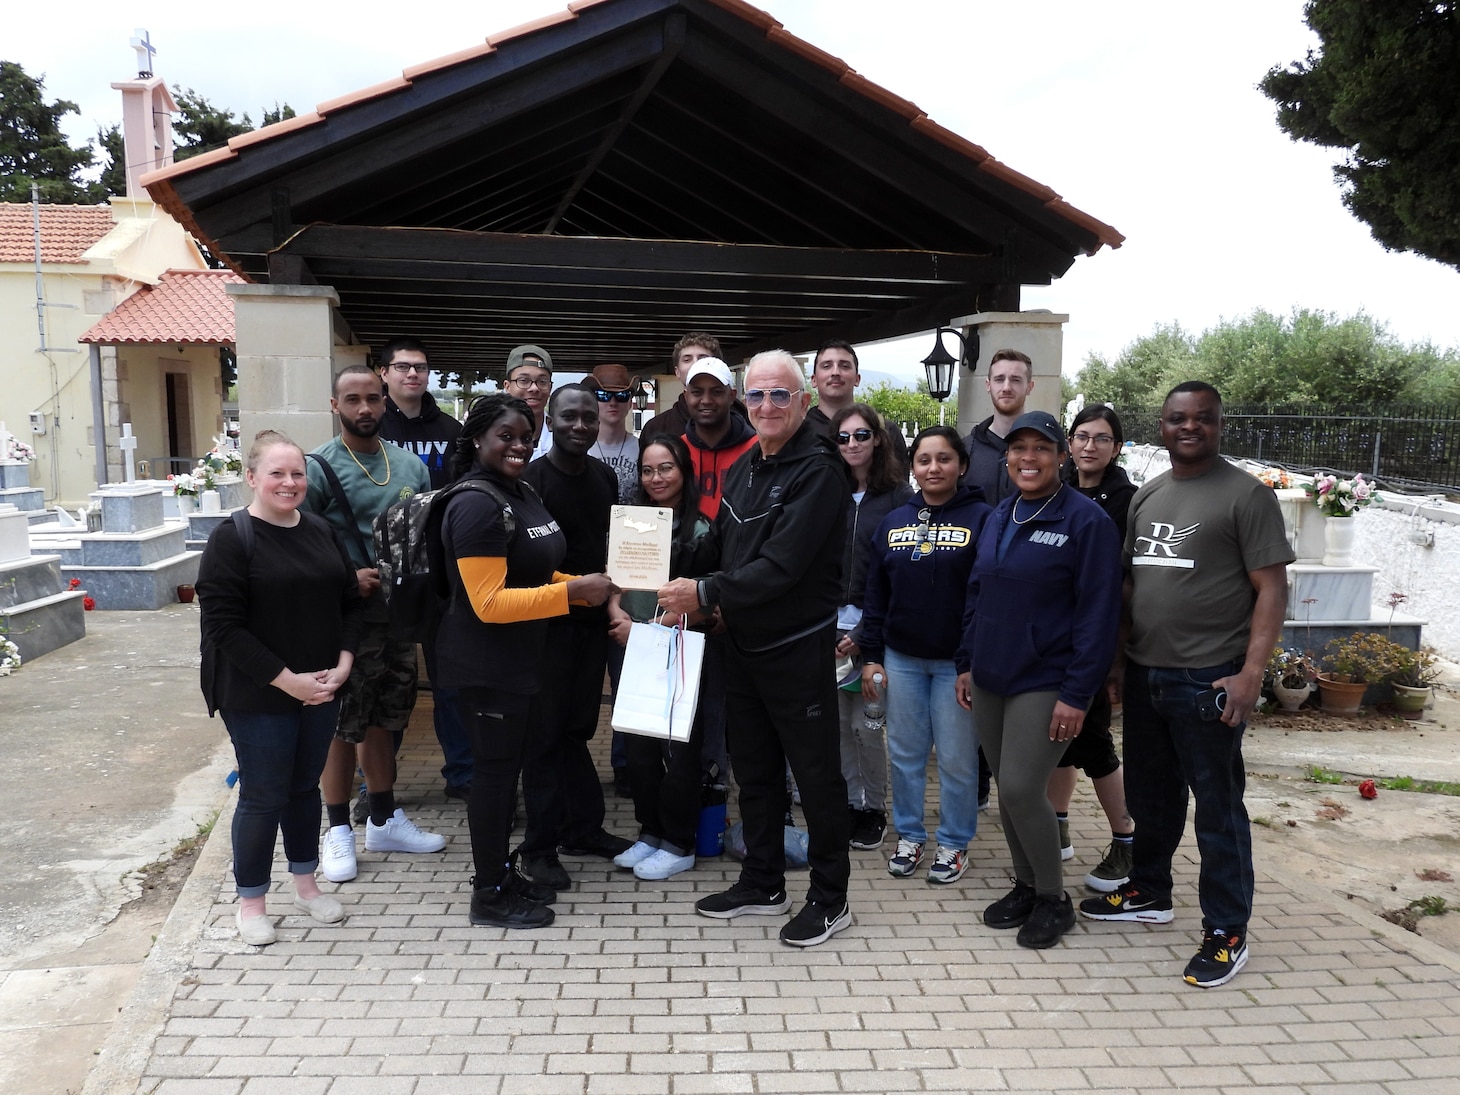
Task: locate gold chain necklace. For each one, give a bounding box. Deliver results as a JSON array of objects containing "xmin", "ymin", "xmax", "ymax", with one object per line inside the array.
[
  {"xmin": 1011, "ymin": 483, "xmax": 1062, "ymax": 525},
  {"xmin": 343, "ymin": 440, "xmax": 391, "ymax": 486}
]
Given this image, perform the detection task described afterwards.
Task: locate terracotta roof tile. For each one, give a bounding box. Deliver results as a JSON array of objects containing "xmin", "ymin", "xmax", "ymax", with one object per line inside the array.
[
  {"xmin": 0, "ymin": 204, "xmax": 113, "ymax": 264},
  {"xmin": 78, "ymin": 268, "xmax": 246, "ymax": 345},
  {"xmin": 141, "ymin": 0, "xmax": 1123, "ymax": 253}
]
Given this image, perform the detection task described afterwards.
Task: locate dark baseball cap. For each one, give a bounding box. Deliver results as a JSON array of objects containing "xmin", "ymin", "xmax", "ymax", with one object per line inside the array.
[{"xmin": 1006, "ymin": 410, "xmax": 1067, "ymax": 448}]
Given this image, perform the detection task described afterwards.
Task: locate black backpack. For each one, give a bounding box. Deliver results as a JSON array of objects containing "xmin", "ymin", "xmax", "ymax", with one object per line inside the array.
[{"xmin": 372, "ymin": 477, "xmax": 532, "ymax": 641}]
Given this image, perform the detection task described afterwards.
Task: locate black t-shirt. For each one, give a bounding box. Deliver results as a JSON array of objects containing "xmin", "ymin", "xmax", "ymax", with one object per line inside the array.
[
  {"xmin": 437, "ymin": 471, "xmax": 567, "ymax": 692},
  {"xmin": 522, "ymin": 454, "xmax": 617, "ymax": 619}
]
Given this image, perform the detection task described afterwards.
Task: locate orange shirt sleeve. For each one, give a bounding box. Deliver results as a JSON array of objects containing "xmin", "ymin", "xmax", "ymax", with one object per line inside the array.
[{"xmin": 457, "ymin": 556, "xmax": 570, "ymax": 624}]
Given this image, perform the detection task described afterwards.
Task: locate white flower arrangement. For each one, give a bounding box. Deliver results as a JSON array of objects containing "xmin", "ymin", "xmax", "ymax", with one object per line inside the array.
[
  {"xmin": 3, "ymin": 436, "xmax": 36, "ymax": 461},
  {"xmin": 169, "ymin": 472, "xmax": 199, "ymax": 497},
  {"xmin": 208, "ymin": 434, "xmax": 244, "ymax": 475},
  {"xmin": 1305, "ymin": 472, "xmax": 1377, "ymax": 518},
  {"xmin": 0, "ymin": 635, "xmax": 21, "ymax": 676}
]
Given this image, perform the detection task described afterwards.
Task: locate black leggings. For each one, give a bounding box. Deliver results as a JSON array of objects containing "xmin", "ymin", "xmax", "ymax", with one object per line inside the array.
[{"xmin": 457, "ymin": 686, "xmax": 531, "ymax": 885}]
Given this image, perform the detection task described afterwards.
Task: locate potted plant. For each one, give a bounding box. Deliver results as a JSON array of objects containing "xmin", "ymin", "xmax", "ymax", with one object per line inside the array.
[
  {"xmin": 1387, "ymin": 645, "xmax": 1439, "ymax": 720},
  {"xmin": 1304, "ymin": 472, "xmax": 1377, "ymax": 566},
  {"xmin": 1266, "ymin": 645, "xmax": 1316, "ymax": 711},
  {"xmin": 1317, "ymin": 632, "xmax": 1403, "ymax": 714}
]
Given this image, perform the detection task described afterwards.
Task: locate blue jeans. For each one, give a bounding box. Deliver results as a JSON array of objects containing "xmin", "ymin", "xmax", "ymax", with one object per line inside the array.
[
  {"xmin": 422, "ymin": 641, "xmax": 473, "ymax": 790},
  {"xmin": 1124, "ymin": 660, "xmax": 1254, "ymax": 933},
  {"xmin": 221, "ymin": 702, "xmax": 340, "ymax": 897},
  {"xmin": 884, "ymin": 648, "xmax": 979, "ymax": 849}
]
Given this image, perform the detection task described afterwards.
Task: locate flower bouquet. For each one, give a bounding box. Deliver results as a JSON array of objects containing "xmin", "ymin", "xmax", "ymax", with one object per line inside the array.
[
  {"xmin": 1256, "ymin": 467, "xmax": 1291, "ymax": 490},
  {"xmin": 168, "ymin": 472, "xmax": 199, "ymax": 498},
  {"xmin": 0, "ymin": 635, "xmax": 21, "ymax": 676},
  {"xmin": 3, "ymin": 436, "xmax": 36, "ymax": 462},
  {"xmin": 1305, "ymin": 472, "xmax": 1376, "ymax": 517}
]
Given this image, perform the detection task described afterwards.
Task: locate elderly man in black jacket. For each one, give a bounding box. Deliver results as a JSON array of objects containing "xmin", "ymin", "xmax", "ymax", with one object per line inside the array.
[{"xmin": 659, "ymin": 350, "xmax": 852, "ymax": 947}]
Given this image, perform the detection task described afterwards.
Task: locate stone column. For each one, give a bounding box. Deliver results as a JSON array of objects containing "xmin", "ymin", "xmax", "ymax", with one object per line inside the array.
[
  {"xmin": 951, "ymin": 310, "xmax": 1069, "ymax": 427},
  {"xmin": 227, "ymin": 285, "xmax": 340, "ymax": 453}
]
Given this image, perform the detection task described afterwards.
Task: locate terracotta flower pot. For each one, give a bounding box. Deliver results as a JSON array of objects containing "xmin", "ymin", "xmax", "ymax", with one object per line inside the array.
[
  {"xmin": 1316, "ymin": 674, "xmax": 1367, "ymax": 715},
  {"xmin": 177, "ymin": 584, "xmax": 196, "ymax": 604}
]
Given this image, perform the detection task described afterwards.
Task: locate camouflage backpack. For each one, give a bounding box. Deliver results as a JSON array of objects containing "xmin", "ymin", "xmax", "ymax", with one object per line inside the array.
[{"xmin": 372, "ymin": 477, "xmax": 534, "ymax": 641}]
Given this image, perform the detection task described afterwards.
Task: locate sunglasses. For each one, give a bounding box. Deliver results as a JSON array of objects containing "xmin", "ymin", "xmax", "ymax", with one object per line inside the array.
[
  {"xmin": 594, "ymin": 389, "xmax": 632, "ymax": 403},
  {"xmin": 836, "ymin": 428, "xmax": 874, "ymax": 445},
  {"xmin": 745, "ymin": 388, "xmax": 794, "ymax": 409}
]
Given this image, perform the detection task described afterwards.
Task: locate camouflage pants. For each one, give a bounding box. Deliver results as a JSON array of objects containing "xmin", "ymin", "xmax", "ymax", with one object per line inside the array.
[{"xmin": 335, "ymin": 623, "xmax": 418, "ymax": 743}]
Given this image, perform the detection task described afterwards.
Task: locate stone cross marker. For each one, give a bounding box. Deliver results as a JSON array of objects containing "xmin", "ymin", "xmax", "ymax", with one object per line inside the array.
[{"xmin": 119, "ymin": 423, "xmax": 138, "ymax": 484}]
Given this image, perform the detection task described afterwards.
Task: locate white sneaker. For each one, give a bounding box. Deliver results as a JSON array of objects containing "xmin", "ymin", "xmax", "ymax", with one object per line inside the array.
[
  {"xmin": 365, "ymin": 808, "xmax": 446, "ymax": 853},
  {"xmin": 633, "ymin": 848, "xmax": 696, "ymax": 880},
  {"xmin": 321, "ymin": 824, "xmax": 357, "ymax": 882},
  {"xmin": 614, "ymin": 840, "xmax": 659, "ymax": 870}
]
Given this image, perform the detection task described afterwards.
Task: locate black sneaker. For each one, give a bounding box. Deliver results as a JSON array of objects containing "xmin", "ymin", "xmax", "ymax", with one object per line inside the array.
[
  {"xmin": 1079, "ymin": 885, "xmax": 1174, "ymax": 923},
  {"xmin": 1016, "ymin": 892, "xmax": 1076, "ymax": 949},
  {"xmin": 1183, "ymin": 928, "xmax": 1248, "ymax": 987},
  {"xmin": 469, "ymin": 887, "xmax": 555, "ymax": 929},
  {"xmin": 779, "ymin": 900, "xmax": 852, "ymax": 947},
  {"xmin": 849, "ymin": 808, "xmax": 887, "ymax": 850},
  {"xmin": 983, "ymin": 880, "xmax": 1037, "ymax": 929},
  {"xmin": 505, "ymin": 862, "xmax": 558, "ymax": 905},
  {"xmin": 695, "ymin": 881, "xmax": 791, "ymax": 919},
  {"xmin": 444, "ymin": 783, "xmax": 471, "ymax": 802},
  {"xmin": 558, "ymin": 829, "xmax": 633, "ymax": 859},
  {"xmin": 520, "ymin": 853, "xmax": 572, "ymax": 891}
]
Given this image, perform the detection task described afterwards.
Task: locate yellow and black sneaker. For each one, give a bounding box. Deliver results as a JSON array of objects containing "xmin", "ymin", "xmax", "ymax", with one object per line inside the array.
[
  {"xmin": 1078, "ymin": 884, "xmax": 1174, "ymax": 923},
  {"xmin": 1183, "ymin": 928, "xmax": 1248, "ymax": 987}
]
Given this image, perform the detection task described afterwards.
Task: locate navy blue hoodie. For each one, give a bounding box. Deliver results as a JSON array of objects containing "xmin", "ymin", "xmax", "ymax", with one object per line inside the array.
[
  {"xmin": 858, "ymin": 486, "xmax": 992, "ymax": 665},
  {"xmin": 957, "ymin": 485, "xmax": 1122, "ymax": 709}
]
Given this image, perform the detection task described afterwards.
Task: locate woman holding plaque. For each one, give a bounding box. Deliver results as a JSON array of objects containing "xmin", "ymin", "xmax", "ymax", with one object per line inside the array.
[{"xmin": 607, "ymin": 437, "xmax": 714, "ymax": 881}]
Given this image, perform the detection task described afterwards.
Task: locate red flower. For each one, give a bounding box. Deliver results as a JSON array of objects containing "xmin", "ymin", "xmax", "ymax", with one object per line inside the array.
[
  {"xmin": 68, "ymin": 577, "xmax": 81, "ymax": 589},
  {"xmin": 83, "ymin": 596, "xmax": 96, "ymax": 611},
  {"xmin": 1359, "ymin": 779, "xmax": 1378, "ymax": 800}
]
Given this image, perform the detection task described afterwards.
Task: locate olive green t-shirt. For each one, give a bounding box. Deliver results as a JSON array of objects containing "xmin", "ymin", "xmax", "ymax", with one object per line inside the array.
[{"xmin": 1125, "ymin": 458, "xmax": 1294, "ymax": 668}]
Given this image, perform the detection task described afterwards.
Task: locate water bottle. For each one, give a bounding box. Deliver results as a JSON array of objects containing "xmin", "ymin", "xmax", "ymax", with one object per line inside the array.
[{"xmin": 863, "ymin": 673, "xmax": 886, "ymax": 734}]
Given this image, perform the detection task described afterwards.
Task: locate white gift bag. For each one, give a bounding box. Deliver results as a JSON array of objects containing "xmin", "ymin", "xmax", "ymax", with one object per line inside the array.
[{"xmin": 611, "ymin": 620, "xmax": 704, "ymax": 742}]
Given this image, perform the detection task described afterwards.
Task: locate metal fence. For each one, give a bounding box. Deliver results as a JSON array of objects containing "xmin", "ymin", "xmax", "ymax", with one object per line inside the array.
[{"xmin": 1117, "ymin": 403, "xmax": 1460, "ymax": 495}]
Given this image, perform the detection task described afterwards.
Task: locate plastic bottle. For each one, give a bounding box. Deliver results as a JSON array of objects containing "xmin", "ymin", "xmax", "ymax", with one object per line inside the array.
[{"xmin": 863, "ymin": 673, "xmax": 886, "ymax": 734}]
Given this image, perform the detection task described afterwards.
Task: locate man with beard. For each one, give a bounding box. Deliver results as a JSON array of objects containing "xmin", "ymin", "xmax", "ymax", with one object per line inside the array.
[
  {"xmin": 305, "ymin": 366, "xmax": 441, "ymax": 885},
  {"xmin": 516, "ymin": 384, "xmax": 631, "ymax": 890},
  {"xmin": 681, "ymin": 358, "xmax": 757, "ymax": 519},
  {"xmin": 960, "ymin": 348, "xmax": 1035, "ymax": 506}
]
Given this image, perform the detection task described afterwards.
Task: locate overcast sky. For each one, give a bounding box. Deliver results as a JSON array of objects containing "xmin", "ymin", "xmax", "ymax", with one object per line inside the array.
[{"xmin": 10, "ymin": 0, "xmax": 1458, "ymax": 387}]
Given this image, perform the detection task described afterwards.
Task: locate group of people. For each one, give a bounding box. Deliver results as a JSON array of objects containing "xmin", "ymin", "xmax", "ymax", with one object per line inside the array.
[{"xmin": 199, "ymin": 331, "xmax": 1293, "ymax": 985}]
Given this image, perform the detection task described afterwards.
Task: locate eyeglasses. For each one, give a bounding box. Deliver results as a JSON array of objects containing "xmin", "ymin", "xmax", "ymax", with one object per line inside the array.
[
  {"xmin": 595, "ymin": 389, "xmax": 632, "ymax": 403},
  {"xmin": 640, "ymin": 463, "xmax": 679, "ymax": 479},
  {"xmin": 745, "ymin": 388, "xmax": 793, "ymax": 409},
  {"xmin": 1071, "ymin": 432, "xmax": 1115, "ymax": 447},
  {"xmin": 388, "ymin": 362, "xmax": 429, "ymax": 374},
  {"xmin": 836, "ymin": 428, "xmax": 874, "ymax": 445},
  {"xmin": 508, "ymin": 375, "xmax": 553, "ymax": 391}
]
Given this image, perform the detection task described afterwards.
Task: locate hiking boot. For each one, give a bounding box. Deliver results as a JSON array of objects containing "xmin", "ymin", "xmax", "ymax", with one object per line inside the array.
[
  {"xmin": 983, "ymin": 880, "xmax": 1037, "ymax": 929},
  {"xmin": 849, "ymin": 808, "xmax": 887, "ymax": 850},
  {"xmin": 320, "ymin": 824, "xmax": 357, "ymax": 883},
  {"xmin": 1085, "ymin": 840, "xmax": 1134, "ymax": 892},
  {"xmin": 1079, "ymin": 884, "xmax": 1174, "ymax": 923},
  {"xmin": 779, "ymin": 900, "xmax": 852, "ymax": 947},
  {"xmin": 695, "ymin": 881, "xmax": 790, "ymax": 919},
  {"xmin": 1058, "ymin": 817, "xmax": 1074, "ymax": 861},
  {"xmin": 1017, "ymin": 892, "xmax": 1076, "ymax": 949},
  {"xmin": 1183, "ymin": 928, "xmax": 1249, "ymax": 987},
  {"xmin": 926, "ymin": 846, "xmax": 968, "ymax": 885},
  {"xmin": 520, "ymin": 853, "xmax": 572, "ymax": 891},
  {"xmin": 887, "ymin": 838, "xmax": 924, "ymax": 878},
  {"xmin": 558, "ymin": 829, "xmax": 633, "ymax": 859},
  {"xmin": 469, "ymin": 886, "xmax": 555, "ymax": 929},
  {"xmin": 364, "ymin": 809, "xmax": 446, "ymax": 853}
]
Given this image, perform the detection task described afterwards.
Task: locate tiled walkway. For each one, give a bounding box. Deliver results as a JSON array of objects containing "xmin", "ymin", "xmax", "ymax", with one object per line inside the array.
[{"xmin": 129, "ymin": 694, "xmax": 1460, "ymax": 1094}]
